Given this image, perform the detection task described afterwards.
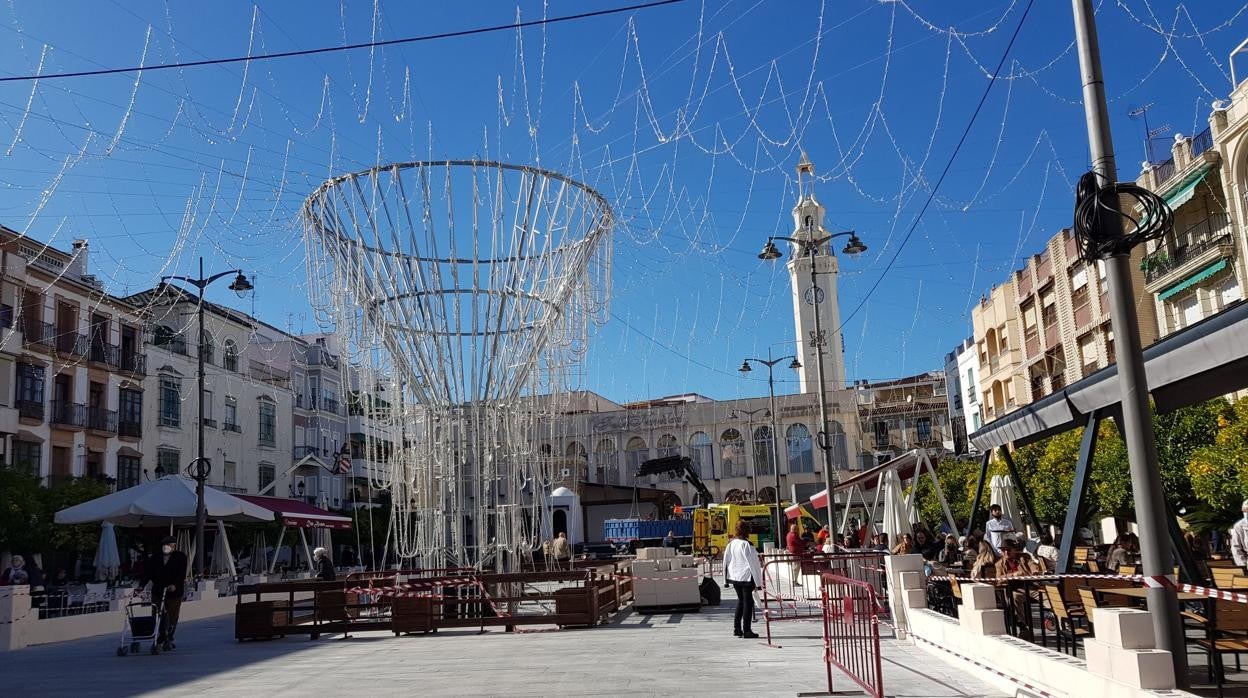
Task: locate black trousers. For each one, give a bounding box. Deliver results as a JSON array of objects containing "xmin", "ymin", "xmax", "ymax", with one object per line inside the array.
[
  {"xmin": 154, "ymin": 590, "xmax": 182, "ymax": 644},
  {"xmin": 730, "ymin": 580, "xmax": 755, "ymax": 633}
]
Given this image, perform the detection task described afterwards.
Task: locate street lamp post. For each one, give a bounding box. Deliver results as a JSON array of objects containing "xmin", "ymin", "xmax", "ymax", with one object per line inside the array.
[
  {"xmin": 759, "ymin": 231, "xmax": 867, "ymax": 535},
  {"xmin": 739, "ymin": 351, "xmax": 801, "ymax": 546},
  {"xmin": 161, "ymin": 257, "xmax": 253, "ymax": 577},
  {"xmin": 729, "ymin": 407, "xmax": 770, "ymax": 497}
]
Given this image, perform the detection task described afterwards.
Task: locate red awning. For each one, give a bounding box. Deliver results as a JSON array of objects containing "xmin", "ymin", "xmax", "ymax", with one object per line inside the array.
[
  {"xmin": 235, "ymin": 495, "xmax": 353, "ymax": 530},
  {"xmin": 784, "ymin": 503, "xmax": 802, "ymax": 520}
]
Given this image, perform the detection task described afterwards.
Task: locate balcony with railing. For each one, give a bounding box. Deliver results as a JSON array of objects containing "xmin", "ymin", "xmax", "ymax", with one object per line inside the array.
[
  {"xmin": 1143, "ymin": 217, "xmax": 1236, "ymax": 292},
  {"xmin": 50, "ymin": 401, "xmax": 87, "ymax": 429},
  {"xmin": 321, "ymin": 398, "xmax": 340, "ymax": 415},
  {"xmin": 56, "ymin": 331, "xmax": 87, "ymax": 357},
  {"xmin": 118, "ymin": 419, "xmax": 142, "ymax": 438},
  {"xmin": 89, "ymin": 341, "xmax": 119, "ymax": 368},
  {"xmin": 17, "ymin": 399, "xmax": 44, "ymax": 422},
  {"xmin": 154, "ymin": 335, "xmax": 188, "ymax": 356},
  {"xmin": 22, "ymin": 321, "xmax": 55, "ymax": 351},
  {"xmin": 223, "ymin": 421, "xmax": 242, "ymax": 433},
  {"xmin": 1191, "ymin": 127, "xmax": 1214, "ymax": 158},
  {"xmin": 119, "ymin": 350, "xmax": 146, "ymax": 376},
  {"xmin": 88, "ymin": 407, "xmax": 117, "ymax": 434},
  {"xmin": 1152, "ymin": 157, "xmax": 1176, "ymax": 185},
  {"xmin": 1023, "ymin": 326, "xmax": 1039, "ymax": 359},
  {"xmin": 202, "ymin": 417, "xmax": 218, "ymax": 429}
]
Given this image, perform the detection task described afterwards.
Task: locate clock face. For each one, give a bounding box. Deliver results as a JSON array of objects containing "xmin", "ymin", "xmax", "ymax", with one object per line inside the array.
[{"xmin": 803, "ymin": 286, "xmax": 825, "ymax": 305}]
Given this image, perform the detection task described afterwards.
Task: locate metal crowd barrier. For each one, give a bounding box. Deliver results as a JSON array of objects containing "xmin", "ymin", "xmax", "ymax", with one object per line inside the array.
[
  {"xmin": 759, "ymin": 551, "xmax": 888, "ymax": 643},
  {"xmin": 820, "ymin": 572, "xmax": 884, "ymax": 698}
]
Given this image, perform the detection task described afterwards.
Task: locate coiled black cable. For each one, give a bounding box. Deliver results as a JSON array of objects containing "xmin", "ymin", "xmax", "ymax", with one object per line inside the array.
[{"xmin": 1072, "ymin": 171, "xmax": 1173, "ymax": 262}]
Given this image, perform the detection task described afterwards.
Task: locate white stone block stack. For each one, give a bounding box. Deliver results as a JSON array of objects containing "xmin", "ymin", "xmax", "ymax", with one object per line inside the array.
[
  {"xmin": 631, "ymin": 547, "xmax": 700, "ymax": 609},
  {"xmin": 1085, "ymin": 608, "xmax": 1176, "ymax": 691},
  {"xmin": 957, "ymin": 583, "xmax": 1006, "ymax": 636}
]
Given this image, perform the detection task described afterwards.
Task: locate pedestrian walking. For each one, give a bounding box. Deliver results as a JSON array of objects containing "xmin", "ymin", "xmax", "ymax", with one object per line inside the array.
[
  {"xmin": 314, "ymin": 547, "xmax": 335, "ymax": 582},
  {"xmin": 723, "ymin": 520, "xmax": 764, "ymax": 639},
  {"xmin": 135, "ymin": 536, "xmax": 188, "ymax": 652}
]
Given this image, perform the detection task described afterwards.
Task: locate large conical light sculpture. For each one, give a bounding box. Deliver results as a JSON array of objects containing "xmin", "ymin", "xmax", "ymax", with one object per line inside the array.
[{"xmin": 302, "ymin": 160, "xmax": 613, "ymax": 570}]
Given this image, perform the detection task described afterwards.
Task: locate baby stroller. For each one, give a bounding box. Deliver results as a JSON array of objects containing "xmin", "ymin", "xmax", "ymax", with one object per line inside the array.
[{"xmin": 117, "ymin": 593, "xmax": 163, "ymax": 656}]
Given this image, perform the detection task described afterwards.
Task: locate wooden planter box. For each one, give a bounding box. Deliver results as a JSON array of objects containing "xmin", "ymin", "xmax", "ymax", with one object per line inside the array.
[
  {"xmin": 392, "ymin": 596, "xmax": 436, "ymax": 635},
  {"xmin": 235, "ymin": 600, "xmax": 290, "ymax": 641}
]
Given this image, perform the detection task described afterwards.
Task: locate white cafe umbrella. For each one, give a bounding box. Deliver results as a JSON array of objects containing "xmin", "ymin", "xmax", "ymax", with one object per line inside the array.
[
  {"xmin": 93, "ymin": 522, "xmax": 121, "ymax": 581},
  {"xmin": 990, "ymin": 475, "xmax": 1022, "ymax": 535},
  {"xmin": 881, "ymin": 468, "xmax": 913, "ymax": 543},
  {"xmin": 250, "ymin": 531, "xmax": 268, "ymax": 574},
  {"xmin": 210, "ymin": 520, "xmax": 237, "ymax": 576},
  {"xmin": 54, "ymin": 475, "xmax": 274, "ymax": 527}
]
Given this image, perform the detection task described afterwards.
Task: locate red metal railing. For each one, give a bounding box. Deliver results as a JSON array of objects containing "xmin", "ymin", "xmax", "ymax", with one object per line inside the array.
[
  {"xmin": 821, "ymin": 572, "xmax": 883, "ymax": 698},
  {"xmin": 760, "ymin": 551, "xmax": 888, "ymax": 644}
]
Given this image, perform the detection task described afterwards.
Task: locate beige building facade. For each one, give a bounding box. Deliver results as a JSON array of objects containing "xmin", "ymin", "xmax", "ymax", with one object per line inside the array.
[
  {"xmin": 970, "ymin": 228, "xmax": 1157, "ymax": 424},
  {"xmin": 1136, "ymin": 81, "xmax": 1248, "ymax": 336}
]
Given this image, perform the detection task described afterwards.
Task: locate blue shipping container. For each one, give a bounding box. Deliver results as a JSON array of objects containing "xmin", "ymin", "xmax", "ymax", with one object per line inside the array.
[{"xmin": 603, "ymin": 518, "xmax": 693, "ymax": 541}]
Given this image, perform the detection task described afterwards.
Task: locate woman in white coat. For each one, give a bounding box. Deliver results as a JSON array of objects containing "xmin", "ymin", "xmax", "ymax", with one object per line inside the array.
[{"xmin": 722, "ymin": 520, "xmax": 764, "ymax": 639}]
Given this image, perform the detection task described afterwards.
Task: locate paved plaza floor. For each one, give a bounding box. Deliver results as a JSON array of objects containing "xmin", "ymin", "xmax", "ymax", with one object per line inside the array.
[{"xmin": 0, "ymin": 604, "xmax": 1007, "ymax": 697}]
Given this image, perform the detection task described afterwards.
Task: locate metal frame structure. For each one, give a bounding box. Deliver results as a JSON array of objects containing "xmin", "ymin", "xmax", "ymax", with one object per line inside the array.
[{"xmin": 302, "ymin": 160, "xmax": 613, "ymax": 572}]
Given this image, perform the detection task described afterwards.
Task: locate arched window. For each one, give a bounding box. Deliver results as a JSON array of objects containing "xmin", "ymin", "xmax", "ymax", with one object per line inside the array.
[
  {"xmin": 624, "ymin": 437, "xmax": 648, "ymax": 479},
  {"xmin": 201, "ymin": 334, "xmax": 215, "ymax": 365},
  {"xmin": 689, "ymin": 432, "xmax": 714, "ymax": 480},
  {"xmin": 656, "ymin": 434, "xmax": 679, "ymax": 458},
  {"xmin": 826, "ymin": 420, "xmax": 849, "ymax": 471},
  {"xmin": 539, "ymin": 443, "xmax": 553, "ymax": 457},
  {"xmin": 753, "ymin": 426, "xmax": 775, "ymax": 476},
  {"xmin": 719, "ymin": 428, "xmax": 744, "ymax": 478},
  {"xmin": 565, "ymin": 441, "xmax": 586, "ymax": 463},
  {"xmin": 223, "ymin": 339, "xmax": 239, "ymax": 372},
  {"xmin": 594, "ymin": 438, "xmax": 618, "ymax": 484},
  {"xmin": 786, "ymin": 423, "xmax": 814, "ymax": 473}
]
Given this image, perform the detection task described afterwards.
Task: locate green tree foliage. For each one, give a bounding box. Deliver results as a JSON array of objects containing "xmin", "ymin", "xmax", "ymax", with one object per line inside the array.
[
  {"xmin": 1188, "ymin": 397, "xmax": 1248, "ymax": 513},
  {"xmin": 0, "ymin": 467, "xmax": 47, "ymax": 552},
  {"xmin": 0, "ymin": 470, "xmax": 113, "ymax": 555}
]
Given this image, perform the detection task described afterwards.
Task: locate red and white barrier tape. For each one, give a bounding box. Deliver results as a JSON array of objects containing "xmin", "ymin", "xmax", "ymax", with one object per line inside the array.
[{"xmin": 934, "ymin": 572, "xmax": 1248, "ymax": 605}]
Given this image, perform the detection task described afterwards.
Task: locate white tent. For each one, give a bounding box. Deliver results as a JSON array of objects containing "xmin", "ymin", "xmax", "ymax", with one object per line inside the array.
[
  {"xmin": 54, "ymin": 475, "xmax": 274, "ymax": 526},
  {"xmin": 989, "ymin": 474, "xmax": 1022, "ymax": 535},
  {"xmin": 92, "ymin": 522, "xmax": 121, "ymax": 581}
]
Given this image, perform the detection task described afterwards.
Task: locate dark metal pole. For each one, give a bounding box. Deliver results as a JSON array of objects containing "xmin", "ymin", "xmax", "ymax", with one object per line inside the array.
[
  {"xmin": 1071, "ymin": 0, "xmax": 1185, "ymax": 681},
  {"xmin": 807, "ymin": 247, "xmax": 838, "ymax": 534},
  {"xmin": 766, "ymin": 358, "xmax": 783, "ymax": 547},
  {"xmin": 1058, "ymin": 411, "xmax": 1101, "ymax": 574},
  {"xmin": 195, "ymin": 256, "xmax": 207, "ymax": 578},
  {"xmin": 965, "ymin": 450, "xmax": 991, "ymax": 538}
]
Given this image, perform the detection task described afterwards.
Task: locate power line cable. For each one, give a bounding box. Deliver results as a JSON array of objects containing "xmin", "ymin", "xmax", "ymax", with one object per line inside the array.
[
  {"xmin": 0, "ymin": 0, "xmax": 688, "ymax": 83},
  {"xmin": 835, "ymin": 0, "xmax": 1036, "ymax": 334}
]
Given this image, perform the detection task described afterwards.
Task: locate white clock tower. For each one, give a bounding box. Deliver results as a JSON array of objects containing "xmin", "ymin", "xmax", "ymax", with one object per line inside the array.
[{"xmin": 786, "ymin": 153, "xmax": 847, "ymax": 395}]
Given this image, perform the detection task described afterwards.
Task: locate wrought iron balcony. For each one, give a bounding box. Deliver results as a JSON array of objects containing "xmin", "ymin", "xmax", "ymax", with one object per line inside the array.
[
  {"xmin": 16, "ymin": 399, "xmax": 44, "ymax": 421},
  {"xmin": 1143, "ymin": 220, "xmax": 1235, "ymax": 288},
  {"xmin": 56, "ymin": 331, "xmax": 88, "ymax": 357},
  {"xmin": 89, "ymin": 342, "xmax": 119, "ymax": 368},
  {"xmin": 22, "ymin": 321, "xmax": 55, "ymax": 350},
  {"xmin": 223, "ymin": 421, "xmax": 242, "ymax": 433},
  {"xmin": 50, "ymin": 401, "xmax": 87, "ymax": 428},
  {"xmin": 118, "ymin": 419, "xmax": 142, "ymax": 438},
  {"xmin": 88, "ymin": 407, "xmax": 118, "ymax": 433},
  {"xmin": 119, "ymin": 351, "xmax": 146, "ymax": 376}
]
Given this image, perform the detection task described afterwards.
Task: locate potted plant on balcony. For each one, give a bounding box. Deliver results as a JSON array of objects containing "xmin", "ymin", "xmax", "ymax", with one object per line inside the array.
[{"xmin": 1139, "ymin": 252, "xmax": 1169, "ymax": 273}]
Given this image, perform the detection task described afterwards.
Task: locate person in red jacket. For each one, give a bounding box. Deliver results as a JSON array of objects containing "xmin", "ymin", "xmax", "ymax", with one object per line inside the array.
[{"xmin": 786, "ymin": 522, "xmax": 804, "ymax": 587}]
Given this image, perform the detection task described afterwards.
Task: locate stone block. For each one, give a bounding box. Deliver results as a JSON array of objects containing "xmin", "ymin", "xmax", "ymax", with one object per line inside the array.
[
  {"xmin": 1082, "ymin": 638, "xmax": 1114, "ymax": 678},
  {"xmin": 630, "ymin": 560, "xmax": 658, "ymax": 577},
  {"xmin": 653, "ymin": 559, "xmax": 671, "ymax": 572},
  {"xmin": 903, "ymin": 588, "xmax": 927, "ymax": 609},
  {"xmin": 959, "ymin": 608, "xmax": 1006, "ymax": 636},
  {"xmin": 962, "ymin": 583, "xmax": 998, "ymax": 611},
  {"xmin": 1093, "ymin": 608, "xmax": 1156, "ymax": 649},
  {"xmin": 885, "ymin": 554, "xmax": 925, "ymax": 574},
  {"xmin": 1109, "ymin": 648, "xmax": 1175, "ymax": 690},
  {"xmin": 899, "ymin": 571, "xmax": 924, "ymax": 590},
  {"xmin": 675, "ymin": 555, "xmax": 695, "ymax": 569},
  {"xmin": 636, "ymin": 547, "xmax": 656, "ymax": 561}
]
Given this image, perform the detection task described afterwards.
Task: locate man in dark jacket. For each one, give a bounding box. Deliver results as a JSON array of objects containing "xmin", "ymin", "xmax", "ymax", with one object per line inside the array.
[{"xmin": 137, "ymin": 535, "xmax": 188, "ymax": 651}]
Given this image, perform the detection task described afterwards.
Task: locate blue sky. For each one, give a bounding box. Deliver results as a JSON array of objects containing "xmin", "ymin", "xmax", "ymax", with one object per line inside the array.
[{"xmin": 0, "ymin": 0, "xmax": 1242, "ymax": 402}]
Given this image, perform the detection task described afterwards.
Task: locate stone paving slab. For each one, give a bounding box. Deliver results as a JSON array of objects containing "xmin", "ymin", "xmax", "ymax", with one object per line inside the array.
[{"xmin": 0, "ymin": 605, "xmax": 1007, "ymax": 697}]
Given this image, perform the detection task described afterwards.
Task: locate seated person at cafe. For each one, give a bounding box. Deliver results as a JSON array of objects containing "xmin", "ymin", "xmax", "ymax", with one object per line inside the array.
[
  {"xmin": 913, "ymin": 529, "xmax": 942, "ymax": 560},
  {"xmin": 1033, "ymin": 533, "xmax": 1059, "ymax": 572},
  {"xmin": 936, "ymin": 535, "xmax": 963, "ymax": 566},
  {"xmin": 1106, "ymin": 532, "xmax": 1139, "ymax": 572},
  {"xmin": 995, "ymin": 539, "xmax": 1043, "ymax": 577},
  {"xmin": 970, "ymin": 541, "xmax": 999, "ymax": 579}
]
